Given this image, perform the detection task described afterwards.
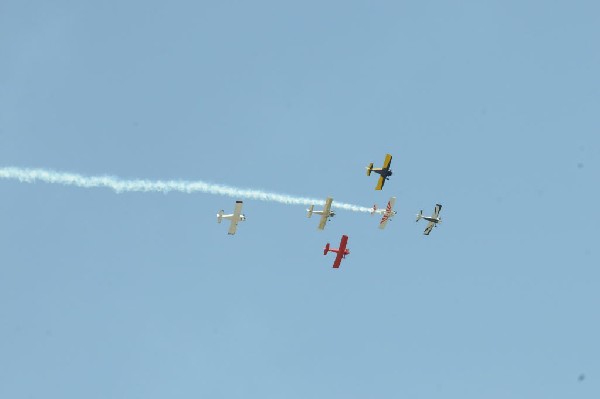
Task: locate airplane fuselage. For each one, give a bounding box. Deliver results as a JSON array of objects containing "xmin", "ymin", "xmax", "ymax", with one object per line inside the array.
[
  {"xmin": 375, "ymin": 210, "xmax": 397, "ymax": 216},
  {"xmin": 313, "ymin": 210, "xmax": 335, "ymax": 217},
  {"xmin": 374, "ymin": 169, "xmax": 392, "ymax": 179},
  {"xmin": 223, "ymin": 214, "xmax": 246, "ymax": 221},
  {"xmin": 327, "ymin": 248, "xmax": 350, "ymax": 256}
]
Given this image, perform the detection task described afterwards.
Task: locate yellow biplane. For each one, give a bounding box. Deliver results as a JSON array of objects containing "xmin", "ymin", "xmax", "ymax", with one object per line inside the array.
[{"xmin": 366, "ymin": 153, "xmax": 393, "ymax": 190}]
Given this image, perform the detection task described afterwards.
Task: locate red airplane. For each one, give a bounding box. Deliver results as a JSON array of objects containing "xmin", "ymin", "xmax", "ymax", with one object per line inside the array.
[{"xmin": 323, "ymin": 235, "xmax": 350, "ymax": 268}]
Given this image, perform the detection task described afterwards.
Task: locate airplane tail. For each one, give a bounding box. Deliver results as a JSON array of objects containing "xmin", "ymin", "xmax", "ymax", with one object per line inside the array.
[
  {"xmin": 366, "ymin": 163, "xmax": 374, "ymax": 176},
  {"xmin": 323, "ymin": 243, "xmax": 330, "ymax": 255},
  {"xmin": 416, "ymin": 210, "xmax": 423, "ymax": 222},
  {"xmin": 370, "ymin": 204, "xmax": 377, "ymax": 216},
  {"xmin": 307, "ymin": 205, "xmax": 314, "ymax": 218},
  {"xmin": 217, "ymin": 210, "xmax": 224, "ymax": 223}
]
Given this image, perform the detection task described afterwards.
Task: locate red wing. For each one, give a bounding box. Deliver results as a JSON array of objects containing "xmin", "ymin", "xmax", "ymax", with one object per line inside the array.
[
  {"xmin": 332, "ymin": 252, "xmax": 344, "ymax": 268},
  {"xmin": 338, "ymin": 235, "xmax": 348, "ymax": 252}
]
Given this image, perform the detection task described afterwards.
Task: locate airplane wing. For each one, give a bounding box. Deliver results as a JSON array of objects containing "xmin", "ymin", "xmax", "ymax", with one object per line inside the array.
[
  {"xmin": 387, "ymin": 196, "xmax": 396, "ymax": 211},
  {"xmin": 332, "ymin": 252, "xmax": 343, "ymax": 268},
  {"xmin": 228, "ymin": 201, "xmax": 243, "ymax": 235},
  {"xmin": 383, "ymin": 153, "xmax": 392, "ymax": 169},
  {"xmin": 338, "ymin": 235, "xmax": 348, "ymax": 251},
  {"xmin": 433, "ymin": 203, "xmax": 442, "ymax": 218},
  {"xmin": 317, "ymin": 197, "xmax": 333, "ymax": 230},
  {"xmin": 318, "ymin": 213, "xmax": 328, "ymax": 230},
  {"xmin": 378, "ymin": 197, "xmax": 396, "ymax": 229},
  {"xmin": 375, "ymin": 175, "xmax": 385, "ymax": 190},
  {"xmin": 423, "ymin": 221, "xmax": 435, "ymax": 235}
]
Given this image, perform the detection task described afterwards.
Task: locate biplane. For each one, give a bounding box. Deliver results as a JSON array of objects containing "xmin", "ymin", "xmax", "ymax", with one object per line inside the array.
[
  {"xmin": 416, "ymin": 203, "xmax": 442, "ymax": 235},
  {"xmin": 216, "ymin": 200, "xmax": 246, "ymax": 235},
  {"xmin": 366, "ymin": 153, "xmax": 393, "ymax": 190},
  {"xmin": 370, "ymin": 196, "xmax": 397, "ymax": 229},
  {"xmin": 323, "ymin": 235, "xmax": 350, "ymax": 268},
  {"xmin": 307, "ymin": 197, "xmax": 335, "ymax": 230}
]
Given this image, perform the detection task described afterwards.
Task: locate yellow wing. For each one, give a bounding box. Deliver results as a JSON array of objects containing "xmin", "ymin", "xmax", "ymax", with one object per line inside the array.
[
  {"xmin": 383, "ymin": 153, "xmax": 392, "ymax": 169},
  {"xmin": 375, "ymin": 175, "xmax": 385, "ymax": 190}
]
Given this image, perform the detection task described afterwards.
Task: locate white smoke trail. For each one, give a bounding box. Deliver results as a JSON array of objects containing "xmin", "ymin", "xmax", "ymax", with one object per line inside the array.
[{"xmin": 0, "ymin": 167, "xmax": 372, "ymax": 213}]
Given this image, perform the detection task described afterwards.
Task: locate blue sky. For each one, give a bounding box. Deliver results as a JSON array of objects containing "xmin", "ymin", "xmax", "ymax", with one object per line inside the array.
[{"xmin": 1, "ymin": 1, "xmax": 598, "ymax": 398}]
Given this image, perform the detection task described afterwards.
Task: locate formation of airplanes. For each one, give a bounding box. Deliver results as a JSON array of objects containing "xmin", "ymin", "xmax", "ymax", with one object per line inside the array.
[{"xmin": 216, "ymin": 153, "xmax": 443, "ymax": 269}]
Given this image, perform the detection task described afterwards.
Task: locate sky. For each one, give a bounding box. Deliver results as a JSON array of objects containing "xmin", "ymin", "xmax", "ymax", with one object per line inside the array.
[{"xmin": 1, "ymin": 1, "xmax": 599, "ymax": 398}]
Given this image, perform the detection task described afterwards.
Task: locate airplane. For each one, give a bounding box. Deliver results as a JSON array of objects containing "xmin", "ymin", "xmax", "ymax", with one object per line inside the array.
[
  {"xmin": 366, "ymin": 153, "xmax": 393, "ymax": 190},
  {"xmin": 370, "ymin": 196, "xmax": 397, "ymax": 229},
  {"xmin": 306, "ymin": 197, "xmax": 334, "ymax": 230},
  {"xmin": 216, "ymin": 200, "xmax": 246, "ymax": 235},
  {"xmin": 323, "ymin": 235, "xmax": 350, "ymax": 268},
  {"xmin": 416, "ymin": 203, "xmax": 442, "ymax": 235}
]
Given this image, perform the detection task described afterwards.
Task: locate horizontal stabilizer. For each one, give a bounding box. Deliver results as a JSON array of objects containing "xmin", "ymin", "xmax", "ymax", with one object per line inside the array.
[{"xmin": 366, "ymin": 163, "xmax": 374, "ymax": 176}]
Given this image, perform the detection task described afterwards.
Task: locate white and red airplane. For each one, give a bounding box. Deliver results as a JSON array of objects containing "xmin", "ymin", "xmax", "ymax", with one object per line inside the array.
[
  {"xmin": 323, "ymin": 235, "xmax": 350, "ymax": 268},
  {"xmin": 370, "ymin": 196, "xmax": 397, "ymax": 229}
]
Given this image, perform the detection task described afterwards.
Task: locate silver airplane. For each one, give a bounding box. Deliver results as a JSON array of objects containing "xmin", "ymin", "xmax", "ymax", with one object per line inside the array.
[{"xmin": 416, "ymin": 203, "xmax": 442, "ymax": 235}]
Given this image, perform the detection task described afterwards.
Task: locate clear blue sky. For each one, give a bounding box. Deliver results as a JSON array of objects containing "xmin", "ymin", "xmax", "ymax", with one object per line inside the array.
[{"xmin": 1, "ymin": 1, "xmax": 598, "ymax": 398}]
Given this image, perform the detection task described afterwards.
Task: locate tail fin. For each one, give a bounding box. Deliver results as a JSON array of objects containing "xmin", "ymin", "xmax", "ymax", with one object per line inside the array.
[
  {"xmin": 323, "ymin": 243, "xmax": 330, "ymax": 255},
  {"xmin": 370, "ymin": 204, "xmax": 377, "ymax": 216},
  {"xmin": 416, "ymin": 210, "xmax": 423, "ymax": 222},
  {"xmin": 217, "ymin": 210, "xmax": 224, "ymax": 223},
  {"xmin": 366, "ymin": 162, "xmax": 374, "ymax": 176},
  {"xmin": 307, "ymin": 205, "xmax": 314, "ymax": 218}
]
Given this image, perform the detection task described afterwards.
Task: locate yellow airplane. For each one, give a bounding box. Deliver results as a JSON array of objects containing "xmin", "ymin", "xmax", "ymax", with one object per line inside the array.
[{"xmin": 366, "ymin": 153, "xmax": 393, "ymax": 190}]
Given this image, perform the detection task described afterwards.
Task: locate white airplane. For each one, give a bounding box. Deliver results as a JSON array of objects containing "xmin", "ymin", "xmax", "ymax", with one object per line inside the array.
[
  {"xmin": 217, "ymin": 200, "xmax": 246, "ymax": 235},
  {"xmin": 370, "ymin": 196, "xmax": 397, "ymax": 229},
  {"xmin": 416, "ymin": 203, "xmax": 442, "ymax": 235},
  {"xmin": 307, "ymin": 197, "xmax": 335, "ymax": 230}
]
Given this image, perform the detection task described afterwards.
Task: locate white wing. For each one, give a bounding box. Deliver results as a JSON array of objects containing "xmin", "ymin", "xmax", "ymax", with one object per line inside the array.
[
  {"xmin": 423, "ymin": 221, "xmax": 435, "ymax": 235},
  {"xmin": 433, "ymin": 203, "xmax": 442, "ymax": 219},
  {"xmin": 227, "ymin": 219, "xmax": 238, "ymax": 235},
  {"xmin": 228, "ymin": 201, "xmax": 243, "ymax": 235},
  {"xmin": 388, "ymin": 197, "xmax": 396, "ymax": 212},
  {"xmin": 317, "ymin": 197, "xmax": 333, "ymax": 230},
  {"xmin": 379, "ymin": 214, "xmax": 390, "ymax": 229}
]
